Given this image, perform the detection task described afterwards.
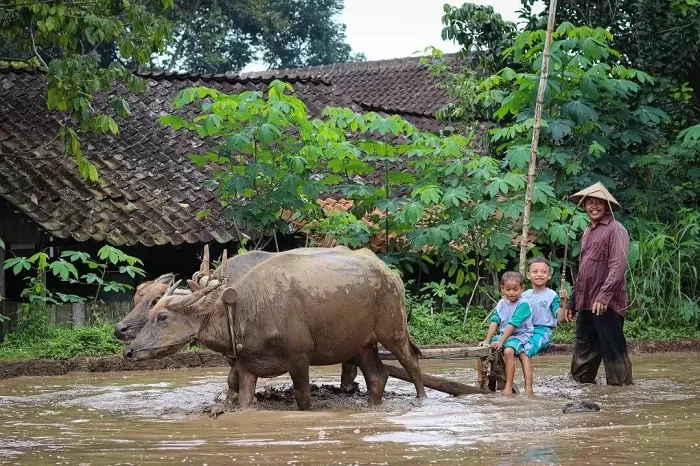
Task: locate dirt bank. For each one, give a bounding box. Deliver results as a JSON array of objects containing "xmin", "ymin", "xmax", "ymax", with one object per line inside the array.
[{"xmin": 1, "ymin": 340, "xmax": 699, "ymax": 380}]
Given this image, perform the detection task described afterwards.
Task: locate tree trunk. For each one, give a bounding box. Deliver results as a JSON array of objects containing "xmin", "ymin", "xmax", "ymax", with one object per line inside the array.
[
  {"xmin": 384, "ymin": 363, "xmax": 486, "ymax": 396},
  {"xmin": 0, "ymin": 210, "xmax": 5, "ymax": 301},
  {"xmin": 518, "ymin": 0, "xmax": 559, "ymax": 275}
]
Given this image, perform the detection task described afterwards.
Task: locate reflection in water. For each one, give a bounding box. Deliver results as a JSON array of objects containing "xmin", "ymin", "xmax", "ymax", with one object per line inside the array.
[{"xmin": 0, "ymin": 355, "xmax": 699, "ymax": 464}]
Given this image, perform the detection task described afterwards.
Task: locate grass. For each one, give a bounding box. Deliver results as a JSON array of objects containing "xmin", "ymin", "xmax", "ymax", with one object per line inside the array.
[{"xmin": 0, "ymin": 322, "xmax": 123, "ymax": 361}]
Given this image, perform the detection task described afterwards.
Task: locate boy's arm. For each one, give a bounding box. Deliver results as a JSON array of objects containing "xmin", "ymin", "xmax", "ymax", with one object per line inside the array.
[
  {"xmin": 492, "ymin": 324, "xmax": 516, "ymax": 350},
  {"xmin": 560, "ymin": 288, "xmax": 576, "ymax": 322},
  {"xmin": 549, "ymin": 293, "xmax": 565, "ymax": 323},
  {"xmin": 480, "ymin": 321, "xmax": 499, "ymax": 347}
]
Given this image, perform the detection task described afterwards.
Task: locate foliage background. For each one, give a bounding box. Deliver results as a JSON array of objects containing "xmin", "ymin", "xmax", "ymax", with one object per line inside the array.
[{"xmin": 1, "ymin": 0, "xmax": 699, "ymax": 361}]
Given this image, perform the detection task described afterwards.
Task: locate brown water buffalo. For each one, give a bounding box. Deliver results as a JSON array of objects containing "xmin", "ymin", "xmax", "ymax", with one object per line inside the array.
[
  {"xmin": 116, "ymin": 249, "xmax": 358, "ymax": 405},
  {"xmin": 124, "ymin": 247, "xmax": 425, "ymax": 410}
]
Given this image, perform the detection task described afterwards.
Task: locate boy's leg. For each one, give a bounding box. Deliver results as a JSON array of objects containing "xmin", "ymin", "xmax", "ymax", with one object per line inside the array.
[
  {"xmin": 502, "ymin": 347, "xmax": 516, "ymax": 395},
  {"xmin": 526, "ymin": 326, "xmax": 554, "ymax": 358},
  {"xmin": 518, "ymin": 352, "xmax": 534, "ymax": 395}
]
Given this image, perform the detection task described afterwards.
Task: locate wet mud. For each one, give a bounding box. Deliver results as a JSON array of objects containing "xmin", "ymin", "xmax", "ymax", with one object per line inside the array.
[{"xmin": 1, "ymin": 356, "xmax": 700, "ymax": 464}]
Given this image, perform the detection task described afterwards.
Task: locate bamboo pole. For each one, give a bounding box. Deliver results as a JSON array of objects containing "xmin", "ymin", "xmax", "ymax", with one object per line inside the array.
[{"xmin": 518, "ymin": 0, "xmax": 559, "ymax": 275}]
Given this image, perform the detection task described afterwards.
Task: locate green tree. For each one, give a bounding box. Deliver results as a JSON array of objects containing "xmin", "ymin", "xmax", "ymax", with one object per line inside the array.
[
  {"xmin": 0, "ymin": 0, "xmax": 173, "ymax": 180},
  {"xmin": 160, "ymin": 80, "xmax": 345, "ymax": 250},
  {"xmin": 153, "ymin": 0, "xmax": 363, "ymax": 73},
  {"xmin": 523, "ymin": 0, "xmax": 700, "ymax": 116},
  {"xmin": 3, "ymin": 245, "xmax": 145, "ymax": 336}
]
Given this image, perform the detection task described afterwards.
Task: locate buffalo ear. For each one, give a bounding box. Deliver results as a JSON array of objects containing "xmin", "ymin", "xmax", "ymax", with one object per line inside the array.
[
  {"xmin": 136, "ymin": 280, "xmax": 153, "ymax": 292},
  {"xmin": 187, "ymin": 279, "xmax": 202, "ymax": 292},
  {"xmin": 222, "ymin": 287, "xmax": 238, "ymax": 304},
  {"xmin": 154, "ymin": 273, "xmax": 176, "ymax": 285}
]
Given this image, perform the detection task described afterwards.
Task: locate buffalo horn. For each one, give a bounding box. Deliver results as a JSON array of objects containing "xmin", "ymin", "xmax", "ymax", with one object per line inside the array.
[
  {"xmin": 218, "ymin": 249, "xmax": 228, "ymax": 280},
  {"xmin": 201, "ymin": 244, "xmax": 211, "ymax": 275},
  {"xmin": 163, "ymin": 279, "xmax": 183, "ymax": 298},
  {"xmin": 168, "ymin": 281, "xmax": 222, "ymax": 311}
]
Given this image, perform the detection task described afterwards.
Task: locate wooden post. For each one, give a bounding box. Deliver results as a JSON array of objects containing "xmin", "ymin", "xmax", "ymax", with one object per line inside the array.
[
  {"xmin": 518, "ymin": 0, "xmax": 559, "ymax": 275},
  {"xmin": 72, "ymin": 302, "xmax": 85, "ymax": 329}
]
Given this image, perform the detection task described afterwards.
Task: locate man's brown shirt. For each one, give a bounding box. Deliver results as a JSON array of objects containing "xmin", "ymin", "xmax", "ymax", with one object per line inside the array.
[{"xmin": 570, "ymin": 214, "xmax": 630, "ymax": 317}]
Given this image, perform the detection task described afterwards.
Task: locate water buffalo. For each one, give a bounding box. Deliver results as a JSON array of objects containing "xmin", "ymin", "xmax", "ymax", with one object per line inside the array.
[
  {"xmin": 116, "ymin": 249, "xmax": 358, "ymax": 405},
  {"xmin": 124, "ymin": 247, "xmax": 426, "ymax": 410}
]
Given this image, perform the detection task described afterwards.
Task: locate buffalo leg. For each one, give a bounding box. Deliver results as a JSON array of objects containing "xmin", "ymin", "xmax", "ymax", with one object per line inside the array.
[
  {"xmin": 226, "ymin": 364, "xmax": 239, "ymax": 404},
  {"xmin": 355, "ymin": 345, "xmax": 388, "ymax": 406},
  {"xmin": 380, "ymin": 338, "xmax": 426, "ymax": 398},
  {"xmin": 288, "ymin": 359, "xmax": 312, "ymax": 411},
  {"xmin": 339, "ymin": 362, "xmax": 358, "ymax": 392},
  {"xmin": 237, "ymin": 366, "xmax": 258, "ymax": 410}
]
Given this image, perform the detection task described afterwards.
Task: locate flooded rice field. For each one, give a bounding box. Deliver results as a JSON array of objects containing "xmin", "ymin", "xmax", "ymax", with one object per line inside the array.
[{"xmin": 1, "ymin": 354, "xmax": 699, "ymax": 465}]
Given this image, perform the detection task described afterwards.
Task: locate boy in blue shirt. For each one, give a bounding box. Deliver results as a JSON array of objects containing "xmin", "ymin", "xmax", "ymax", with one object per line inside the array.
[
  {"xmin": 479, "ymin": 271, "xmax": 533, "ymax": 395},
  {"xmin": 523, "ymin": 257, "xmax": 561, "ymax": 358}
]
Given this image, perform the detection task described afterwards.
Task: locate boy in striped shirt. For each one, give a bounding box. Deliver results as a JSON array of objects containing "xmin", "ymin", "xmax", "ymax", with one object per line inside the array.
[{"xmin": 523, "ymin": 257, "xmax": 561, "ymax": 359}]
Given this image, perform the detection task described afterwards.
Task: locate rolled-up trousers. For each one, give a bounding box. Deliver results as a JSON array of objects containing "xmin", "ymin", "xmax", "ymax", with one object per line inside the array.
[{"xmin": 571, "ymin": 309, "xmax": 633, "ymax": 385}]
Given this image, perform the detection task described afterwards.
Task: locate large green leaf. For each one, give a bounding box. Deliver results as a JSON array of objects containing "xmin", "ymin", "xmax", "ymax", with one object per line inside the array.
[
  {"xmin": 548, "ymin": 222, "xmax": 568, "ymax": 245},
  {"xmin": 403, "ymin": 202, "xmax": 425, "ymax": 224},
  {"xmin": 506, "ymin": 144, "xmax": 530, "ymax": 169},
  {"xmin": 561, "ymin": 100, "xmax": 598, "ymax": 124},
  {"xmin": 634, "ymin": 106, "xmax": 669, "ymax": 126},
  {"xmin": 543, "ymin": 118, "xmax": 573, "ymax": 141},
  {"xmin": 442, "ymin": 186, "xmax": 470, "ymax": 207}
]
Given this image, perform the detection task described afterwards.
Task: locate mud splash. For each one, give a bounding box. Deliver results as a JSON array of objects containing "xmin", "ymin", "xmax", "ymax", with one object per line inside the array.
[{"xmin": 1, "ymin": 355, "xmax": 699, "ymax": 464}]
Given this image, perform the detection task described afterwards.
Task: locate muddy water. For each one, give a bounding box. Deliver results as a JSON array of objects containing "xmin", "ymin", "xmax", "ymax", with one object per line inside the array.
[{"xmin": 1, "ymin": 355, "xmax": 699, "ymax": 465}]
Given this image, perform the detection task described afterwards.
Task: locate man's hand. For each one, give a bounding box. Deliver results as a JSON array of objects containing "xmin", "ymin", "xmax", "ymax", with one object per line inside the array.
[
  {"xmin": 490, "ymin": 340, "xmax": 503, "ymax": 351},
  {"xmin": 592, "ymin": 301, "xmax": 607, "ymax": 315},
  {"xmin": 477, "ymin": 340, "xmax": 489, "ymax": 347},
  {"xmin": 566, "ymin": 309, "xmax": 577, "ymax": 322}
]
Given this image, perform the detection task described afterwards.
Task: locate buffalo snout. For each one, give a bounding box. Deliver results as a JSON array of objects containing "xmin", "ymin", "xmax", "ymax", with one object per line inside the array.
[
  {"xmin": 123, "ymin": 347, "xmax": 137, "ymax": 361},
  {"xmin": 114, "ymin": 322, "xmax": 129, "ymax": 340}
]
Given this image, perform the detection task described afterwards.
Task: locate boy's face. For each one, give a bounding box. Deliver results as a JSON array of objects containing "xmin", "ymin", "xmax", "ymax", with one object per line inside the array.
[
  {"xmin": 527, "ymin": 262, "xmax": 551, "ymax": 288},
  {"xmin": 501, "ymin": 279, "xmax": 524, "ymax": 303}
]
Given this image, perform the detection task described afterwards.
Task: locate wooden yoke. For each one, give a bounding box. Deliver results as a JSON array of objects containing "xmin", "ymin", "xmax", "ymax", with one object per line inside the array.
[{"xmin": 222, "ymin": 287, "xmax": 239, "ymax": 358}]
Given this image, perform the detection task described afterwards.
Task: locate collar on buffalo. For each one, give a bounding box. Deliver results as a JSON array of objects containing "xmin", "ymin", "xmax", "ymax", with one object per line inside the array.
[{"xmin": 192, "ymin": 311, "xmax": 213, "ymax": 349}]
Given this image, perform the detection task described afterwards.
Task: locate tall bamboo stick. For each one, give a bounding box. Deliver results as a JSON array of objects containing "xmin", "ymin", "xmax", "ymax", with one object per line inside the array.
[{"xmin": 518, "ymin": 0, "xmax": 559, "ymax": 275}]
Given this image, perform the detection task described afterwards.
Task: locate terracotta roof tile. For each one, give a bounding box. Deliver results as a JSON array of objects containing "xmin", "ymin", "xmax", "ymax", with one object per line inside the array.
[{"xmin": 0, "ymin": 56, "xmax": 457, "ymax": 246}]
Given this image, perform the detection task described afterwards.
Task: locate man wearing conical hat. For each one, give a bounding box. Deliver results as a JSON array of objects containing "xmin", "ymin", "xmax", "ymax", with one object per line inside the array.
[{"xmin": 564, "ymin": 182, "xmax": 633, "ymax": 385}]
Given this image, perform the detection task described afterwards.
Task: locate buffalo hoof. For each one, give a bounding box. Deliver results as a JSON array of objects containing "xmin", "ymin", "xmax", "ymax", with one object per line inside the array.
[
  {"xmin": 206, "ymin": 402, "xmax": 229, "ymax": 418},
  {"xmin": 409, "ymin": 397, "xmax": 426, "ymax": 408},
  {"xmin": 563, "ymin": 401, "xmax": 601, "ymax": 413},
  {"xmin": 340, "ymin": 380, "xmax": 360, "ymax": 395}
]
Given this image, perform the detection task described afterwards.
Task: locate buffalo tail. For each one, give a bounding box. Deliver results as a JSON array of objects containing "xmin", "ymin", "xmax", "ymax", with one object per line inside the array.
[{"xmin": 409, "ymin": 339, "xmax": 423, "ymax": 356}]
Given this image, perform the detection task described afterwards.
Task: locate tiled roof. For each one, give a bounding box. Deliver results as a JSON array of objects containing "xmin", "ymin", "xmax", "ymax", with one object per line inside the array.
[
  {"xmin": 240, "ymin": 56, "xmax": 452, "ymax": 119},
  {"xmin": 0, "ymin": 56, "xmax": 456, "ymax": 247}
]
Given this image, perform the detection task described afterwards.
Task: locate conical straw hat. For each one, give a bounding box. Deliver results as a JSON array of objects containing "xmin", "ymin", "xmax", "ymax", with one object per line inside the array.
[{"xmin": 570, "ymin": 182, "xmax": 621, "ymax": 210}]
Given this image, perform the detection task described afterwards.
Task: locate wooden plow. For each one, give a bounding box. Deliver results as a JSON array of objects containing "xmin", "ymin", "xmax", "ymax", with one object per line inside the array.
[{"xmin": 379, "ymin": 346, "xmax": 515, "ymax": 395}]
